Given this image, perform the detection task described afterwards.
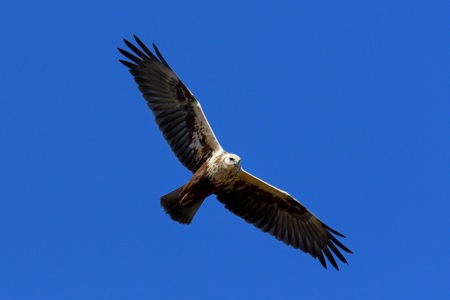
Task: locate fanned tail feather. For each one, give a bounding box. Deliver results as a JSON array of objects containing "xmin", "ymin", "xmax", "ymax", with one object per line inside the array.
[{"xmin": 160, "ymin": 185, "xmax": 205, "ymax": 224}]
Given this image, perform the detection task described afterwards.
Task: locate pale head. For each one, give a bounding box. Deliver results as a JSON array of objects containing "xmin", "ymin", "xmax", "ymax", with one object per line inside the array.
[{"xmin": 223, "ymin": 153, "xmax": 242, "ymax": 174}]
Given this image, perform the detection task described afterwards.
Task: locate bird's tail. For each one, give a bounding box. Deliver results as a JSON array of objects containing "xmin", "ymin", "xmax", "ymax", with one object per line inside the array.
[{"xmin": 160, "ymin": 185, "xmax": 205, "ymax": 225}]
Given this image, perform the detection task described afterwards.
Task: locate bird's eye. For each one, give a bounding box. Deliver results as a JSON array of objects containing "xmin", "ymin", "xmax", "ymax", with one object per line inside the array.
[{"xmin": 229, "ymin": 157, "xmax": 234, "ymax": 161}]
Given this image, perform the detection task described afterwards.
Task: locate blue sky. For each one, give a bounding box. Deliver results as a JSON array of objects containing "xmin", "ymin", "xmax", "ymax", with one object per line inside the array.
[{"xmin": 1, "ymin": 1, "xmax": 449, "ymax": 299}]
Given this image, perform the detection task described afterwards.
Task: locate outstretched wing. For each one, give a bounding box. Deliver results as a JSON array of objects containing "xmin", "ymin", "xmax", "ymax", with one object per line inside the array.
[
  {"xmin": 215, "ymin": 170, "xmax": 353, "ymax": 270},
  {"xmin": 118, "ymin": 35, "xmax": 222, "ymax": 173}
]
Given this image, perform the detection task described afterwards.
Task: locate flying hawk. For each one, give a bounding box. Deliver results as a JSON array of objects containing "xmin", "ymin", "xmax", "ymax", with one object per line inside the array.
[{"xmin": 118, "ymin": 35, "xmax": 352, "ymax": 270}]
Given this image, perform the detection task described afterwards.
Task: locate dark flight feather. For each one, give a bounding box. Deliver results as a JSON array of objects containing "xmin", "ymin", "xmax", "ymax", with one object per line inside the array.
[
  {"xmin": 216, "ymin": 170, "xmax": 353, "ymax": 270},
  {"xmin": 118, "ymin": 36, "xmax": 222, "ymax": 172}
]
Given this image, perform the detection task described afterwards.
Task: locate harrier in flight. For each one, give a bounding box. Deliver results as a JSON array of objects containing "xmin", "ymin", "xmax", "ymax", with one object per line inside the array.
[{"xmin": 118, "ymin": 35, "xmax": 352, "ymax": 270}]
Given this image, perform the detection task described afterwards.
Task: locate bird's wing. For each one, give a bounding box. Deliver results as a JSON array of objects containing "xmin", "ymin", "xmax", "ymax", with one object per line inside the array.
[
  {"xmin": 215, "ymin": 170, "xmax": 353, "ymax": 270},
  {"xmin": 118, "ymin": 35, "xmax": 222, "ymax": 172}
]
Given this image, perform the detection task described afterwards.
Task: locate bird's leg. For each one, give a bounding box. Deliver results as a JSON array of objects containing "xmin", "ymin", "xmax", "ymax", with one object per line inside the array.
[{"xmin": 180, "ymin": 193, "xmax": 192, "ymax": 205}]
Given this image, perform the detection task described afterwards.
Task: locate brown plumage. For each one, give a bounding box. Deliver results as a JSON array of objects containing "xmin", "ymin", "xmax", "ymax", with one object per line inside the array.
[{"xmin": 118, "ymin": 35, "xmax": 353, "ymax": 270}]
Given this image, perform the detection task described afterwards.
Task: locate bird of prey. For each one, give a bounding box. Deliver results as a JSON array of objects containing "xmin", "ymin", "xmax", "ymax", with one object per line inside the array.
[{"xmin": 118, "ymin": 35, "xmax": 352, "ymax": 270}]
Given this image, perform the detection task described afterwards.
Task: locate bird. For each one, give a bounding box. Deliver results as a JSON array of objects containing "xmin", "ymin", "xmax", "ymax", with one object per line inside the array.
[{"xmin": 118, "ymin": 35, "xmax": 352, "ymax": 270}]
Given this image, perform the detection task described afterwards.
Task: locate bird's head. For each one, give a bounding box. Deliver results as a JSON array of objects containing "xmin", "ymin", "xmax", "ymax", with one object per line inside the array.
[{"xmin": 223, "ymin": 153, "xmax": 242, "ymax": 174}]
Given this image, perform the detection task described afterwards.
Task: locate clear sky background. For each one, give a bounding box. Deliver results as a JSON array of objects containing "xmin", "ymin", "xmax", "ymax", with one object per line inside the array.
[{"xmin": 1, "ymin": 1, "xmax": 449, "ymax": 299}]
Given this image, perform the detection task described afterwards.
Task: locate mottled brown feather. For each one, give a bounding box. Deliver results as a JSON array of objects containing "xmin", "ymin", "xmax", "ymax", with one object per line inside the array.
[
  {"xmin": 215, "ymin": 170, "xmax": 353, "ymax": 270},
  {"xmin": 118, "ymin": 35, "xmax": 222, "ymax": 172}
]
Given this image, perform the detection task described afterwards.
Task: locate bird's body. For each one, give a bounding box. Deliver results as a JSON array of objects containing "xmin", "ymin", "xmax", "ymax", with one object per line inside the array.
[
  {"xmin": 161, "ymin": 151, "xmax": 242, "ymax": 224},
  {"xmin": 118, "ymin": 35, "xmax": 352, "ymax": 270}
]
